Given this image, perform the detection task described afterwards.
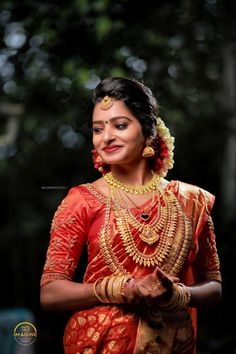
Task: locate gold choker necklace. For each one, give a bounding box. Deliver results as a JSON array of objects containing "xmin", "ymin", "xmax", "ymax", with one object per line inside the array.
[{"xmin": 104, "ymin": 172, "xmax": 160, "ymax": 194}]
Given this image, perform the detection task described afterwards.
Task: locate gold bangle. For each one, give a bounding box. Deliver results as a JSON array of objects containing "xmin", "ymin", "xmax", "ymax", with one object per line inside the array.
[
  {"xmin": 114, "ymin": 275, "xmax": 132, "ymax": 303},
  {"xmin": 158, "ymin": 283, "xmax": 190, "ymax": 311},
  {"xmin": 100, "ymin": 277, "xmax": 110, "ymax": 303},
  {"xmin": 107, "ymin": 276, "xmax": 117, "ymax": 302},
  {"xmin": 120, "ymin": 276, "xmax": 132, "ymax": 296},
  {"xmin": 110, "ymin": 276, "xmax": 124, "ymax": 303},
  {"xmin": 93, "ymin": 278, "xmax": 106, "ymax": 303},
  {"xmin": 178, "ymin": 283, "xmax": 191, "ymax": 306},
  {"xmin": 94, "ymin": 275, "xmax": 132, "ymax": 304}
]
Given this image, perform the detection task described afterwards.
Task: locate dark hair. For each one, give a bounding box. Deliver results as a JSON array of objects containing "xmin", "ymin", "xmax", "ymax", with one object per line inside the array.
[{"xmin": 89, "ymin": 77, "xmax": 158, "ymax": 139}]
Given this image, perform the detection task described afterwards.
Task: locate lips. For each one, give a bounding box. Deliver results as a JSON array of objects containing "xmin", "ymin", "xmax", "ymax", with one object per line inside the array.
[{"xmin": 103, "ymin": 145, "xmax": 122, "ymax": 153}]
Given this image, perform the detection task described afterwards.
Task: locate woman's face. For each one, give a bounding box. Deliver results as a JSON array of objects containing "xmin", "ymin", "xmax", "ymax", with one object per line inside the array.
[{"xmin": 92, "ymin": 99, "xmax": 146, "ymax": 167}]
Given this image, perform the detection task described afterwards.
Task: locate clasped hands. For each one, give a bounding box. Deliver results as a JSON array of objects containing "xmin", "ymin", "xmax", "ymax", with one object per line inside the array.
[{"xmin": 124, "ymin": 266, "xmax": 179, "ymax": 307}]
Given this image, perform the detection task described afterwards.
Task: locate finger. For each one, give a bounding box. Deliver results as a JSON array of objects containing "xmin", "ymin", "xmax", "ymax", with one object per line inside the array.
[
  {"xmin": 154, "ymin": 266, "xmax": 172, "ymax": 280},
  {"xmin": 171, "ymin": 276, "xmax": 179, "ymax": 283},
  {"xmin": 155, "ymin": 268, "xmax": 174, "ymax": 289},
  {"xmin": 153, "ymin": 266, "xmax": 161, "ymax": 276},
  {"xmin": 156, "ymin": 268, "xmax": 178, "ymax": 283},
  {"xmin": 137, "ymin": 280, "xmax": 159, "ymax": 298}
]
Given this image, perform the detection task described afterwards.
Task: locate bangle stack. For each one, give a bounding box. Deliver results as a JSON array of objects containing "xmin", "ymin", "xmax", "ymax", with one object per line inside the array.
[
  {"xmin": 158, "ymin": 283, "xmax": 191, "ymax": 311},
  {"xmin": 94, "ymin": 275, "xmax": 132, "ymax": 304}
]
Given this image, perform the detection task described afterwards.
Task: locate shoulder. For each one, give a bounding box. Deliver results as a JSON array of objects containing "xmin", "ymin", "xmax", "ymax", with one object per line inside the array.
[
  {"xmin": 170, "ymin": 180, "xmax": 215, "ymax": 213},
  {"xmin": 54, "ymin": 183, "xmax": 100, "ymax": 215},
  {"xmin": 65, "ymin": 179, "xmax": 109, "ymax": 208},
  {"xmin": 90, "ymin": 176, "xmax": 109, "ymax": 197},
  {"xmin": 177, "ymin": 180, "xmax": 215, "ymax": 201},
  {"xmin": 63, "ymin": 185, "xmax": 90, "ymax": 206}
]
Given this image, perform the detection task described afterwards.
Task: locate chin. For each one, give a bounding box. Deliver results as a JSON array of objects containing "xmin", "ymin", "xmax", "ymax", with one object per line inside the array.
[
  {"xmin": 104, "ymin": 159, "xmax": 121, "ymax": 165},
  {"xmin": 102, "ymin": 155, "xmax": 124, "ymax": 165}
]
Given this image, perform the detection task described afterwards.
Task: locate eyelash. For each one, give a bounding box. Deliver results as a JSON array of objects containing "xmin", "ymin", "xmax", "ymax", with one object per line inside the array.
[
  {"xmin": 116, "ymin": 123, "xmax": 128, "ymax": 130},
  {"xmin": 93, "ymin": 127, "xmax": 102, "ymax": 133},
  {"xmin": 93, "ymin": 123, "xmax": 128, "ymax": 134}
]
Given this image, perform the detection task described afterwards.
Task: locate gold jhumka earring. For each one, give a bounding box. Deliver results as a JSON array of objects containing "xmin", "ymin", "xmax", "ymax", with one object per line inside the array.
[
  {"xmin": 101, "ymin": 96, "xmax": 114, "ymax": 110},
  {"xmin": 95, "ymin": 155, "xmax": 104, "ymax": 164},
  {"xmin": 142, "ymin": 139, "xmax": 155, "ymax": 158}
]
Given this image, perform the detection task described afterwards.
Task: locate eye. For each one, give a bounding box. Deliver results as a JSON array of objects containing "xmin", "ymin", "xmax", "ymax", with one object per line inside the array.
[
  {"xmin": 115, "ymin": 123, "xmax": 128, "ymax": 130},
  {"xmin": 93, "ymin": 127, "xmax": 103, "ymax": 134}
]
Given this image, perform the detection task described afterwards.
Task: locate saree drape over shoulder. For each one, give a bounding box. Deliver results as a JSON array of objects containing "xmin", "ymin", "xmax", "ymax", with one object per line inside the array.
[{"xmin": 40, "ymin": 181, "xmax": 221, "ymax": 354}]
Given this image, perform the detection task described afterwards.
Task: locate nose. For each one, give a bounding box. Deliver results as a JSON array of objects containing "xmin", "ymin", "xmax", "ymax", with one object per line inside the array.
[{"xmin": 102, "ymin": 125, "xmax": 116, "ymax": 144}]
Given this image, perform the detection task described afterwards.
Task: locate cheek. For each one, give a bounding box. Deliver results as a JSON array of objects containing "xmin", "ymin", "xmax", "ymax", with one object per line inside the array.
[
  {"xmin": 133, "ymin": 131, "xmax": 145, "ymax": 147},
  {"xmin": 92, "ymin": 135, "xmax": 99, "ymax": 148}
]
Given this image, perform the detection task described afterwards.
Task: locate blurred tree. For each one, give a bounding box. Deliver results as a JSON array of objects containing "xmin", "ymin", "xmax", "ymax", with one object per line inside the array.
[{"xmin": 0, "ymin": 0, "xmax": 235, "ymax": 353}]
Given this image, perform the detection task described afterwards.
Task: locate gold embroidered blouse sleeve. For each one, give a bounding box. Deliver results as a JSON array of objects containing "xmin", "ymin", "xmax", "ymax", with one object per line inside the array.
[
  {"xmin": 192, "ymin": 215, "xmax": 222, "ymax": 283},
  {"xmin": 175, "ymin": 181, "xmax": 221, "ymax": 283},
  {"xmin": 40, "ymin": 186, "xmax": 92, "ymax": 287}
]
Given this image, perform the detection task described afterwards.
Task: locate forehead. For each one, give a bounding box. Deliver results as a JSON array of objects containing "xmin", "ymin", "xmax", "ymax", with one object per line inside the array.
[{"xmin": 92, "ymin": 99, "xmax": 137, "ymax": 122}]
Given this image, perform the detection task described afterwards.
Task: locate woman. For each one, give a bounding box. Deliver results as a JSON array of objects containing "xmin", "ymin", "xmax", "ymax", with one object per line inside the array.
[{"xmin": 40, "ymin": 77, "xmax": 222, "ymax": 354}]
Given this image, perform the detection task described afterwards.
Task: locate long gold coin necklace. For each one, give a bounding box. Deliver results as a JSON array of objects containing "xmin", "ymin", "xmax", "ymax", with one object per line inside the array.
[
  {"xmin": 99, "ymin": 172, "xmax": 184, "ymax": 268},
  {"xmin": 114, "ymin": 188, "xmax": 165, "ymax": 246},
  {"xmin": 110, "ymin": 186, "xmax": 178, "ymax": 266}
]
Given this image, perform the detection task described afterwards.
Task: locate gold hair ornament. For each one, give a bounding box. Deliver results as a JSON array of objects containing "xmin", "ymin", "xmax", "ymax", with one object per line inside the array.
[{"xmin": 101, "ymin": 96, "xmax": 114, "ymax": 110}]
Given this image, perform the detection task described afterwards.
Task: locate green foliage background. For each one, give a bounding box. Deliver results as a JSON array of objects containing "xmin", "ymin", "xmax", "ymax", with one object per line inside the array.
[{"xmin": 0, "ymin": 0, "xmax": 235, "ymax": 353}]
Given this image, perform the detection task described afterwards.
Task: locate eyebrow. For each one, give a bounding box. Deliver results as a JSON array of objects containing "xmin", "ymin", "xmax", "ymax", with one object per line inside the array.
[{"xmin": 92, "ymin": 116, "xmax": 132, "ymax": 125}]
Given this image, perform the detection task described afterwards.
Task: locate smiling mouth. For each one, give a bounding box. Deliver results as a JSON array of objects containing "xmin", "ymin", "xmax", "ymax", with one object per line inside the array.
[{"xmin": 103, "ymin": 146, "xmax": 122, "ymax": 153}]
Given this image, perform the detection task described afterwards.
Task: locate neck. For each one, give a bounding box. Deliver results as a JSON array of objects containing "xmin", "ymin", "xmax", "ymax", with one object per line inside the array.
[{"xmin": 110, "ymin": 161, "xmax": 152, "ymax": 186}]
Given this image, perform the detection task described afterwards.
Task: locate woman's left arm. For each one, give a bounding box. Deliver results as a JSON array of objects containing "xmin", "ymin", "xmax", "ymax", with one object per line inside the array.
[{"xmin": 187, "ymin": 280, "xmax": 222, "ymax": 308}]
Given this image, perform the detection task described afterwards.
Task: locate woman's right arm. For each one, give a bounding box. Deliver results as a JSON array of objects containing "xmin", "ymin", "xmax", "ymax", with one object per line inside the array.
[
  {"xmin": 40, "ymin": 187, "xmax": 94, "ymax": 311},
  {"xmin": 40, "ymin": 280, "xmax": 99, "ymax": 311}
]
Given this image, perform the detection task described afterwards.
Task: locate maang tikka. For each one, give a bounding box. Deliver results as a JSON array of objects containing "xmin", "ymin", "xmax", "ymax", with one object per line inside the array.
[{"xmin": 101, "ymin": 96, "xmax": 114, "ymax": 110}]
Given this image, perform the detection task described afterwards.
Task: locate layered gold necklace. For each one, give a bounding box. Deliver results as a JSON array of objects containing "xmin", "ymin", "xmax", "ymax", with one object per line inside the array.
[
  {"xmin": 110, "ymin": 187, "xmax": 178, "ymax": 266},
  {"xmin": 114, "ymin": 189, "xmax": 166, "ymax": 246},
  {"xmin": 99, "ymin": 173, "xmax": 190, "ymax": 269},
  {"xmin": 104, "ymin": 171, "xmax": 160, "ymax": 194}
]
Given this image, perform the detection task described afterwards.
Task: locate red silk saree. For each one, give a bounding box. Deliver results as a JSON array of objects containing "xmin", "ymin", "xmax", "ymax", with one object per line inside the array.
[{"xmin": 41, "ymin": 181, "xmax": 221, "ymax": 354}]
